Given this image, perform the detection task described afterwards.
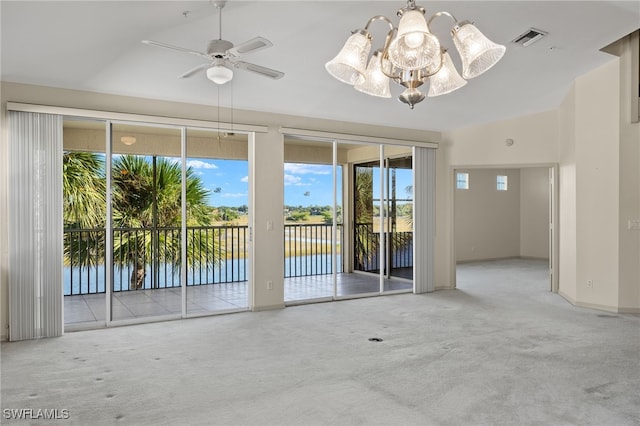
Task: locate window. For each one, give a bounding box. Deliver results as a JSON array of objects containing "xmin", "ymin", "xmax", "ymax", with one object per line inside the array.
[
  {"xmin": 456, "ymin": 172, "xmax": 469, "ymax": 190},
  {"xmin": 497, "ymin": 175, "xmax": 508, "ymax": 191}
]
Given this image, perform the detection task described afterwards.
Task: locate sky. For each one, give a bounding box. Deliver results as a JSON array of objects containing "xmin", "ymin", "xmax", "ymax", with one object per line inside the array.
[
  {"xmin": 110, "ymin": 154, "xmax": 411, "ymax": 209},
  {"xmin": 187, "ymin": 158, "xmax": 341, "ymax": 208},
  {"xmin": 190, "ymin": 160, "xmax": 412, "ymax": 209}
]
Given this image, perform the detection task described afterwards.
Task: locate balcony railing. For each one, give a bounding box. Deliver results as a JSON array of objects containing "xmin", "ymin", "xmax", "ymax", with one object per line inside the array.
[
  {"xmin": 354, "ymin": 223, "xmax": 413, "ymax": 273},
  {"xmin": 284, "ymin": 223, "xmax": 343, "ymax": 278},
  {"xmin": 64, "ymin": 223, "xmax": 343, "ymax": 296}
]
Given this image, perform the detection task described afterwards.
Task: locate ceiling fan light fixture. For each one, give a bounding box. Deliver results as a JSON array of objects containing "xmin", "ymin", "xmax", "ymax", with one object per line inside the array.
[
  {"xmin": 325, "ymin": 0, "xmax": 505, "ymax": 108},
  {"xmin": 207, "ymin": 65, "xmax": 233, "ymax": 84},
  {"xmin": 142, "ymin": 1, "xmax": 283, "ymax": 84}
]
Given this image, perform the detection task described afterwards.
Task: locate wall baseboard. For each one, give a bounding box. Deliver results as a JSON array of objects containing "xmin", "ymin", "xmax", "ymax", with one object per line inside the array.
[
  {"xmin": 252, "ymin": 303, "xmax": 285, "ymax": 312},
  {"xmin": 558, "ymin": 290, "xmax": 639, "ymax": 314},
  {"xmin": 618, "ymin": 306, "xmax": 640, "ymax": 314},
  {"xmin": 456, "ymin": 256, "xmax": 548, "ymax": 264},
  {"xmin": 558, "ymin": 290, "xmax": 576, "ymax": 306},
  {"xmin": 435, "ymin": 285, "xmax": 455, "ymax": 291}
]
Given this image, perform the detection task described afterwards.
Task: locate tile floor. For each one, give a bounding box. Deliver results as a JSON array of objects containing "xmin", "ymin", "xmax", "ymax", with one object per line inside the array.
[{"xmin": 64, "ymin": 273, "xmax": 413, "ymax": 325}]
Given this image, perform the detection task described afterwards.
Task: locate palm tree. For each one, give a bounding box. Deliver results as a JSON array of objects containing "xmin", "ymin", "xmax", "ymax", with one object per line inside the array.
[
  {"xmin": 354, "ymin": 166, "xmax": 378, "ymax": 271},
  {"xmin": 63, "ymin": 153, "xmax": 220, "ymax": 291},
  {"xmin": 63, "ymin": 152, "xmax": 106, "ymax": 269},
  {"xmin": 111, "ymin": 155, "xmax": 220, "ymax": 289}
]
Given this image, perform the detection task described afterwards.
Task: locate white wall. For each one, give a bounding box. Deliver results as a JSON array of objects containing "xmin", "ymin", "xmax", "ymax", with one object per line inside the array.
[
  {"xmin": 250, "ymin": 130, "xmax": 285, "ymax": 311},
  {"xmin": 454, "ymin": 167, "xmax": 549, "ymax": 262},
  {"xmin": 614, "ymin": 32, "xmax": 640, "ymax": 312},
  {"xmin": 555, "ymin": 49, "xmax": 638, "ymax": 313},
  {"xmin": 574, "ymin": 61, "xmax": 621, "ymax": 310},
  {"xmin": 443, "ymin": 110, "xmax": 560, "ymax": 167},
  {"xmin": 442, "ymin": 110, "xmax": 558, "ymax": 289},
  {"xmin": 558, "ymin": 83, "xmax": 577, "ymax": 302},
  {"xmin": 454, "ymin": 168, "xmax": 521, "ymax": 262},
  {"xmin": 520, "ymin": 167, "xmax": 550, "ymax": 259}
]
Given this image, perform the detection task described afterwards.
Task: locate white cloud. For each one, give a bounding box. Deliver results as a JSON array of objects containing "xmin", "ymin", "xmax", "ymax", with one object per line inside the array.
[
  {"xmin": 284, "ymin": 174, "xmax": 311, "ymax": 186},
  {"xmin": 221, "ymin": 192, "xmax": 248, "ymax": 198},
  {"xmin": 187, "ymin": 160, "xmax": 218, "ymax": 169},
  {"xmin": 240, "ymin": 176, "xmax": 248, "ymax": 183},
  {"xmin": 284, "ymin": 163, "xmax": 331, "ymax": 175}
]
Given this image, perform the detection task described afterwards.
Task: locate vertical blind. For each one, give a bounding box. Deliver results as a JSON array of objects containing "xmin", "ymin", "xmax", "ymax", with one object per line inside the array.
[
  {"xmin": 413, "ymin": 146, "xmax": 435, "ymax": 293},
  {"xmin": 8, "ymin": 111, "xmax": 63, "ymax": 340}
]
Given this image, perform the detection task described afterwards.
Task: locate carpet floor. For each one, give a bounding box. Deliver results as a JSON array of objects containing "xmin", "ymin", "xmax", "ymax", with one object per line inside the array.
[{"xmin": 2, "ymin": 259, "xmax": 639, "ymax": 425}]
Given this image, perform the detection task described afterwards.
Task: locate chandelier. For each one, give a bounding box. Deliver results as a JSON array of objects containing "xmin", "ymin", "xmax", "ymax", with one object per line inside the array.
[{"xmin": 325, "ymin": 0, "xmax": 506, "ymax": 108}]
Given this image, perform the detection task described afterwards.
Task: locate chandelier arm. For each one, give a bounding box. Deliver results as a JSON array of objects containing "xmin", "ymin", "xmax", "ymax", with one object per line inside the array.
[
  {"xmin": 427, "ymin": 11, "xmax": 459, "ymax": 28},
  {"xmin": 378, "ymin": 28, "xmax": 403, "ymax": 82},
  {"xmin": 364, "ymin": 15, "xmax": 395, "ymax": 31},
  {"xmin": 380, "ymin": 48, "xmax": 446, "ymax": 83}
]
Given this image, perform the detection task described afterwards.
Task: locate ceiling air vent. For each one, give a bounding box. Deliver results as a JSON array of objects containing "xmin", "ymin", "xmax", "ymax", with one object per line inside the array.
[{"xmin": 512, "ymin": 28, "xmax": 547, "ymax": 47}]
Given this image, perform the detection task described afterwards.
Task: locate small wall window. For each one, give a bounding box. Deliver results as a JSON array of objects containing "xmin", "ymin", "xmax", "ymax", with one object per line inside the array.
[
  {"xmin": 456, "ymin": 172, "xmax": 469, "ymax": 190},
  {"xmin": 496, "ymin": 175, "xmax": 508, "ymax": 191}
]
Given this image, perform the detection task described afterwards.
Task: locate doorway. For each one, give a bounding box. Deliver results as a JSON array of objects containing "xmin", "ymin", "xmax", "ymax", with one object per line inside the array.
[
  {"xmin": 353, "ymin": 153, "xmax": 414, "ymax": 291},
  {"xmin": 452, "ymin": 166, "xmax": 558, "ymax": 292}
]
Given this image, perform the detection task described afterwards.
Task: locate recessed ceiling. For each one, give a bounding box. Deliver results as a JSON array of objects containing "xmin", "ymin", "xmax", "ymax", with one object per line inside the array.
[{"xmin": 2, "ymin": 1, "xmax": 639, "ymax": 132}]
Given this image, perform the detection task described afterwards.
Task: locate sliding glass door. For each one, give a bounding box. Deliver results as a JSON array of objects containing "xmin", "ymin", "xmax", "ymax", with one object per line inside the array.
[
  {"xmin": 281, "ymin": 138, "xmax": 414, "ymax": 303},
  {"xmin": 353, "ymin": 149, "xmax": 413, "ymax": 292},
  {"xmin": 185, "ymin": 128, "xmax": 249, "ymax": 314},
  {"xmin": 63, "ymin": 118, "xmax": 108, "ymax": 325},
  {"xmin": 283, "ymin": 138, "xmax": 343, "ymax": 302},
  {"xmin": 63, "ymin": 119, "xmax": 252, "ymax": 327},
  {"xmin": 110, "ymin": 123, "xmax": 183, "ymax": 321}
]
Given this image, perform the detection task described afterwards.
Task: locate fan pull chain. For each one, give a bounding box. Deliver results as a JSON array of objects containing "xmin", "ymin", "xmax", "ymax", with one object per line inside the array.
[
  {"xmin": 230, "ymin": 81, "xmax": 234, "ymax": 134},
  {"xmin": 216, "ymin": 84, "xmax": 221, "ymax": 142}
]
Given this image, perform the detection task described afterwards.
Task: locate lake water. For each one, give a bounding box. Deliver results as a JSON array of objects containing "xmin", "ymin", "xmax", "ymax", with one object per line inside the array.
[{"xmin": 65, "ymin": 254, "xmax": 342, "ymax": 295}]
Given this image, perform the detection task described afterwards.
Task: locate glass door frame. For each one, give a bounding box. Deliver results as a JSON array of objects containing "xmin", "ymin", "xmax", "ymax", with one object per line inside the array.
[
  {"xmin": 282, "ymin": 139, "xmax": 343, "ymax": 304},
  {"xmin": 351, "ymin": 145, "xmax": 414, "ymax": 296},
  {"xmin": 103, "ymin": 120, "xmax": 254, "ymax": 326}
]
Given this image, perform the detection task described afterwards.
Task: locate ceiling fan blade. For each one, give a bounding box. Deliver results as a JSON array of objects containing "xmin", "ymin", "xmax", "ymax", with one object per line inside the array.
[
  {"xmin": 227, "ymin": 37, "xmax": 273, "ymax": 57},
  {"xmin": 141, "ymin": 40, "xmax": 210, "ymax": 60},
  {"xmin": 178, "ymin": 63, "xmax": 210, "ymax": 79},
  {"xmin": 231, "ymin": 61, "xmax": 284, "ymax": 80}
]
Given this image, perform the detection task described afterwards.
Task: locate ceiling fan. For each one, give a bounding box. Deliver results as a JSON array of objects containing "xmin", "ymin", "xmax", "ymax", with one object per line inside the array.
[{"xmin": 142, "ymin": 1, "xmax": 284, "ymax": 85}]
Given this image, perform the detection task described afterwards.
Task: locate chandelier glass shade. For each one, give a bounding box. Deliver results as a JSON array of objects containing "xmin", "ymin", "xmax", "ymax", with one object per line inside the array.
[
  {"xmin": 325, "ymin": 0, "xmax": 505, "ymax": 108},
  {"xmin": 324, "ymin": 31, "xmax": 371, "ymax": 85},
  {"xmin": 427, "ymin": 50, "xmax": 467, "ymax": 97},
  {"xmin": 354, "ymin": 50, "xmax": 392, "ymax": 98},
  {"xmin": 452, "ymin": 21, "xmax": 506, "ymax": 79},
  {"xmin": 388, "ymin": 10, "xmax": 441, "ymax": 72}
]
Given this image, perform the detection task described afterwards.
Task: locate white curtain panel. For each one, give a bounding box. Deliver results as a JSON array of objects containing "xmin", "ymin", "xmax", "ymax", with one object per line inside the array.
[
  {"xmin": 413, "ymin": 146, "xmax": 435, "ymax": 293},
  {"xmin": 8, "ymin": 111, "xmax": 63, "ymax": 340}
]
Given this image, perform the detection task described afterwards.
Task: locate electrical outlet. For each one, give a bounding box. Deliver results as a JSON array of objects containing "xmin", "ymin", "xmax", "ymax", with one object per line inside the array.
[
  {"xmin": 628, "ymin": 219, "xmax": 640, "ymax": 230},
  {"xmin": 267, "ymin": 280, "xmax": 273, "ymax": 290},
  {"xmin": 587, "ymin": 280, "xmax": 593, "ymax": 288}
]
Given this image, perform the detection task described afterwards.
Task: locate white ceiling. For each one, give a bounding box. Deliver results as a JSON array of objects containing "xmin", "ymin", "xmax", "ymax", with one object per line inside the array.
[{"xmin": 2, "ymin": 1, "xmax": 639, "ymax": 132}]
